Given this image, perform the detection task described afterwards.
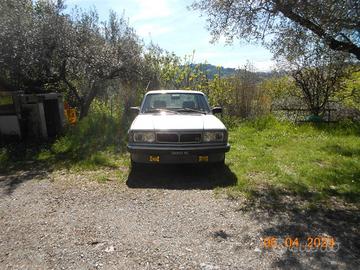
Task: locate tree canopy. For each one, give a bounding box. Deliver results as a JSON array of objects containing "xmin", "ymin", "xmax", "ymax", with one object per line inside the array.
[
  {"xmin": 191, "ymin": 0, "xmax": 360, "ymax": 60},
  {"xmin": 0, "ymin": 0, "xmax": 144, "ymax": 118}
]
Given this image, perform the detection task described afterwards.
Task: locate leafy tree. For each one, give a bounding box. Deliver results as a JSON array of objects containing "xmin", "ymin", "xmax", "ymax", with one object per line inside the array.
[
  {"xmin": 191, "ymin": 0, "xmax": 360, "ymax": 60},
  {"xmin": 0, "ymin": 0, "xmax": 69, "ymax": 91},
  {"xmin": 60, "ymin": 9, "xmax": 143, "ymax": 118},
  {"xmin": 286, "ymin": 45, "xmax": 350, "ymax": 116},
  {"xmin": 0, "ymin": 1, "xmax": 144, "ymax": 119}
]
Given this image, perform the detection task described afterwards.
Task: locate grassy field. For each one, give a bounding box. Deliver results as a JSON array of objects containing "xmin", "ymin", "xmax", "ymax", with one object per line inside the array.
[
  {"xmin": 1, "ymin": 115, "xmax": 359, "ymax": 205},
  {"xmin": 226, "ymin": 116, "xmax": 360, "ymax": 204}
]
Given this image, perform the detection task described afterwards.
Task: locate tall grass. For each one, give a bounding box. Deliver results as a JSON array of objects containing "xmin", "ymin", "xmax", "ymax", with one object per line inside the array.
[
  {"xmin": 0, "ymin": 100, "xmax": 130, "ymax": 171},
  {"xmin": 47, "ymin": 101, "xmax": 131, "ymax": 170}
]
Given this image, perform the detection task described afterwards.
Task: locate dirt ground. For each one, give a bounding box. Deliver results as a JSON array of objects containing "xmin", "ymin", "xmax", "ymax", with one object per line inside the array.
[{"xmin": 0, "ymin": 165, "xmax": 359, "ymax": 270}]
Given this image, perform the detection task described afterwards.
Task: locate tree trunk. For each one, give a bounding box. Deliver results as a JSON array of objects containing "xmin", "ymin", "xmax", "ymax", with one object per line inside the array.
[
  {"xmin": 79, "ymin": 100, "xmax": 91, "ymax": 120},
  {"xmin": 79, "ymin": 83, "xmax": 100, "ymax": 119},
  {"xmin": 120, "ymin": 81, "xmax": 137, "ymax": 132}
]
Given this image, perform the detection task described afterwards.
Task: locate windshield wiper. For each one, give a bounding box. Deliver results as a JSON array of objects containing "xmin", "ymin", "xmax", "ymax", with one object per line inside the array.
[
  {"xmin": 177, "ymin": 108, "xmax": 206, "ymax": 114},
  {"xmin": 144, "ymin": 108, "xmax": 179, "ymax": 114}
]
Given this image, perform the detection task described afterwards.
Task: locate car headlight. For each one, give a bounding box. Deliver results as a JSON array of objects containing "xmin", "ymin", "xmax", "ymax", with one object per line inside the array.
[
  {"xmin": 203, "ymin": 131, "xmax": 226, "ymax": 142},
  {"xmin": 132, "ymin": 131, "xmax": 155, "ymax": 143}
]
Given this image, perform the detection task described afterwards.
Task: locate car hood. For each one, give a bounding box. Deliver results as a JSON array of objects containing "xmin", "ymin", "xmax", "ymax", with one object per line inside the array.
[{"xmin": 130, "ymin": 114, "xmax": 226, "ymax": 131}]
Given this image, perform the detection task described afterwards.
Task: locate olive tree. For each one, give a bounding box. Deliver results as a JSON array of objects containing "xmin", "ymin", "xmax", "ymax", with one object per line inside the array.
[
  {"xmin": 0, "ymin": 0, "xmax": 144, "ymax": 119},
  {"xmin": 60, "ymin": 9, "xmax": 143, "ymax": 118},
  {"xmin": 191, "ymin": 0, "xmax": 360, "ymax": 60},
  {"xmin": 0, "ymin": 0, "xmax": 69, "ymax": 91}
]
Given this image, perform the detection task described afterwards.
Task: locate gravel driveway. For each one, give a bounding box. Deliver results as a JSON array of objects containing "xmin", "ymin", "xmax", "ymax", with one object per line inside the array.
[{"xmin": 0, "ymin": 165, "xmax": 359, "ymax": 269}]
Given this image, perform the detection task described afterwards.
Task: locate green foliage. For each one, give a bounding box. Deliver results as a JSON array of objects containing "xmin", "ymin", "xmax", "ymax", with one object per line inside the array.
[
  {"xmin": 226, "ymin": 117, "xmax": 360, "ymax": 203},
  {"xmin": 314, "ymin": 119, "xmax": 360, "ymax": 136},
  {"xmin": 0, "ymin": 100, "xmax": 128, "ymax": 171},
  {"xmin": 53, "ymin": 115, "xmax": 116, "ymax": 155},
  {"xmin": 192, "ymin": 0, "xmax": 359, "ymax": 60},
  {"xmin": 336, "ymin": 70, "xmax": 360, "ymax": 110},
  {"xmin": 50, "ymin": 105, "xmax": 124, "ymax": 167},
  {"xmin": 207, "ymin": 73, "xmax": 234, "ymax": 107},
  {"xmin": 261, "ymin": 75, "xmax": 298, "ymax": 100},
  {"xmin": 247, "ymin": 115, "xmax": 283, "ymax": 131},
  {"xmin": 219, "ymin": 115, "xmax": 241, "ymax": 129},
  {"xmin": 0, "ymin": 0, "xmax": 143, "ymax": 118},
  {"xmin": 96, "ymin": 173, "xmax": 109, "ymax": 183}
]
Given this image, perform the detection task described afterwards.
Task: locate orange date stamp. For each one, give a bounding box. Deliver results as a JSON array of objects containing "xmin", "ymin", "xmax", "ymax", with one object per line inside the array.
[{"xmin": 261, "ymin": 236, "xmax": 339, "ymax": 252}]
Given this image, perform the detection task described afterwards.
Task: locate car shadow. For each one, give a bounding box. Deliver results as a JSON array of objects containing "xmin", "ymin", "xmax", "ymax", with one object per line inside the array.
[{"xmin": 126, "ymin": 163, "xmax": 237, "ymax": 190}]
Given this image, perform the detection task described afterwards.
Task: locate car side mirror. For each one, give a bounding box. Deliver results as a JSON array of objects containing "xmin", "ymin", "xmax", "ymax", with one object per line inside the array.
[
  {"xmin": 130, "ymin": 106, "xmax": 140, "ymax": 114},
  {"xmin": 212, "ymin": 107, "xmax": 222, "ymax": 114}
]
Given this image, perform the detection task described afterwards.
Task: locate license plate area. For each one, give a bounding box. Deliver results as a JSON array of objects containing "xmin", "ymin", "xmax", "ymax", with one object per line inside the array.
[
  {"xmin": 149, "ymin": 155, "xmax": 160, "ymax": 162},
  {"xmin": 198, "ymin": 155, "xmax": 208, "ymax": 162},
  {"xmin": 171, "ymin": 151, "xmax": 189, "ymax": 156}
]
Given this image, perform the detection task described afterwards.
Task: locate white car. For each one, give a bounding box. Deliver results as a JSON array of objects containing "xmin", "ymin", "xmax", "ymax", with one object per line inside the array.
[{"xmin": 127, "ymin": 90, "xmax": 230, "ymax": 165}]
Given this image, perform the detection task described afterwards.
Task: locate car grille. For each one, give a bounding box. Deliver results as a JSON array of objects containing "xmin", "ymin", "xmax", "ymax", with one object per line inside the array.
[
  {"xmin": 156, "ymin": 132, "xmax": 202, "ymax": 143},
  {"xmin": 157, "ymin": 133, "xmax": 179, "ymax": 142},
  {"xmin": 180, "ymin": 133, "xmax": 201, "ymax": 143}
]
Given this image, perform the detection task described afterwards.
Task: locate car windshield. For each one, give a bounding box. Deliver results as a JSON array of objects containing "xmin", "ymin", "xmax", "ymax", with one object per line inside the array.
[{"xmin": 141, "ymin": 93, "xmax": 210, "ymax": 114}]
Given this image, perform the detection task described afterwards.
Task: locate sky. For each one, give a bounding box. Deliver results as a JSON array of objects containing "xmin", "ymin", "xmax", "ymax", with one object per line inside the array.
[{"xmin": 66, "ymin": 0, "xmax": 275, "ymax": 71}]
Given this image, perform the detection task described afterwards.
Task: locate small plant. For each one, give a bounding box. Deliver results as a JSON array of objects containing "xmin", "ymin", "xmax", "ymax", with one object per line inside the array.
[{"xmin": 95, "ymin": 174, "xmax": 109, "ymax": 183}]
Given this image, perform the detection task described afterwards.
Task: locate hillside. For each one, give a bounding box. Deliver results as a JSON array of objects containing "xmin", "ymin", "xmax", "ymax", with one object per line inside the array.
[{"xmin": 190, "ymin": 63, "xmax": 273, "ymax": 80}]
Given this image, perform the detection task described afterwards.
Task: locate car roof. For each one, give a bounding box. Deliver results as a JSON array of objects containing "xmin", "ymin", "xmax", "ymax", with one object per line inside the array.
[{"xmin": 145, "ymin": 90, "xmax": 205, "ymax": 95}]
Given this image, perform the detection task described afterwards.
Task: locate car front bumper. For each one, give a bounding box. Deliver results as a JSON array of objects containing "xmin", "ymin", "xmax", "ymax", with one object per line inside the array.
[{"xmin": 127, "ymin": 143, "xmax": 230, "ymax": 164}]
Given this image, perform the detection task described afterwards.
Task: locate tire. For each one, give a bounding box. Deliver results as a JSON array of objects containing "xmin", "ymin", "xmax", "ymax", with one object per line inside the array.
[
  {"xmin": 213, "ymin": 159, "xmax": 225, "ymax": 168},
  {"xmin": 131, "ymin": 160, "xmax": 138, "ymax": 170}
]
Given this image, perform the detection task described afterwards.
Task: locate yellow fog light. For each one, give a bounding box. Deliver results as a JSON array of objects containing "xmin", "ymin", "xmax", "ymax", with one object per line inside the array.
[
  {"xmin": 198, "ymin": 155, "xmax": 208, "ymax": 162},
  {"xmin": 149, "ymin": 155, "xmax": 160, "ymax": 162}
]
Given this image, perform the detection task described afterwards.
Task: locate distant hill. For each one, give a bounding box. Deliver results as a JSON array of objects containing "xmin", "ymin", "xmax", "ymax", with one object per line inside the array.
[
  {"xmin": 189, "ymin": 63, "xmax": 273, "ymax": 80},
  {"xmin": 195, "ymin": 64, "xmax": 237, "ymax": 78}
]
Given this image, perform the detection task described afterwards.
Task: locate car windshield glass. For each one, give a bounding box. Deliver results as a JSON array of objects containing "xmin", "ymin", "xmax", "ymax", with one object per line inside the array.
[
  {"xmin": 141, "ymin": 93, "xmax": 210, "ymax": 114},
  {"xmin": 144, "ymin": 108, "xmax": 179, "ymax": 114},
  {"xmin": 176, "ymin": 108, "xmax": 205, "ymax": 113}
]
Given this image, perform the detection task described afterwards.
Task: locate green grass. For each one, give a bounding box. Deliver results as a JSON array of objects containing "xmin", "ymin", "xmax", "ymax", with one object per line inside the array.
[
  {"xmin": 1, "ymin": 111, "xmax": 359, "ymax": 205},
  {"xmin": 0, "ymin": 110, "xmax": 129, "ymax": 173},
  {"xmin": 226, "ymin": 115, "xmax": 360, "ymax": 203}
]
